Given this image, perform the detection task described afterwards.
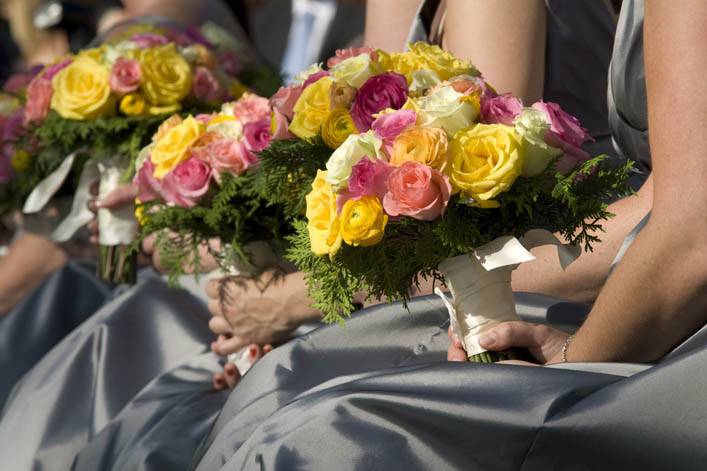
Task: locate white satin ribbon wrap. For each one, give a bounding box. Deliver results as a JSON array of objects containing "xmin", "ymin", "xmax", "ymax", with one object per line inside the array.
[
  {"xmin": 436, "ymin": 230, "xmax": 579, "ymax": 356},
  {"xmin": 22, "ymin": 154, "xmax": 137, "ymax": 245}
]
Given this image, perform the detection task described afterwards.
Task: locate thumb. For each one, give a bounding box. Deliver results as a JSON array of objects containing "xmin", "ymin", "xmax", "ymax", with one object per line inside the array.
[
  {"xmin": 97, "ymin": 184, "xmax": 138, "ymax": 209},
  {"xmin": 478, "ymin": 321, "xmax": 542, "ymax": 352}
]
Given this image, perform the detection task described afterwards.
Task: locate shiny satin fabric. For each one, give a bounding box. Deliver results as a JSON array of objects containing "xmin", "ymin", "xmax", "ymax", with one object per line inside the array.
[
  {"xmin": 194, "ymin": 295, "xmax": 707, "ymax": 470},
  {"xmin": 0, "ymin": 261, "xmax": 110, "ymax": 408},
  {"xmin": 0, "ymin": 278, "xmax": 215, "ymax": 471}
]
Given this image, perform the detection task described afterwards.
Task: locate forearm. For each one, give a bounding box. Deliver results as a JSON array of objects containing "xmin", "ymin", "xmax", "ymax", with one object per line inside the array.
[
  {"xmin": 513, "ymin": 177, "xmax": 653, "ymax": 303},
  {"xmin": 444, "ymin": 0, "xmax": 546, "ymax": 102},
  {"xmin": 364, "ymin": 0, "xmax": 422, "ymax": 51}
]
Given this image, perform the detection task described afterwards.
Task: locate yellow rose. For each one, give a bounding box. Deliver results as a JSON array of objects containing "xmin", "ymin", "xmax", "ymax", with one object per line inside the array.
[
  {"xmin": 10, "ymin": 149, "xmax": 32, "ymax": 172},
  {"xmin": 376, "ymin": 50, "xmax": 425, "ymax": 84},
  {"xmin": 407, "ymin": 42, "xmax": 478, "ymax": 81},
  {"xmin": 390, "ymin": 127, "xmax": 449, "ymax": 171},
  {"xmin": 152, "ymin": 114, "xmax": 183, "ymax": 142},
  {"xmin": 150, "ymin": 115, "xmax": 205, "ymax": 179},
  {"xmin": 329, "ymin": 80, "xmax": 356, "ymax": 109},
  {"xmin": 305, "ymin": 170, "xmax": 343, "ymax": 257},
  {"xmin": 321, "ymin": 108, "xmax": 358, "ymax": 149},
  {"xmin": 448, "ymin": 124, "xmax": 525, "ymax": 207},
  {"xmin": 340, "ymin": 196, "xmax": 388, "ymax": 247},
  {"xmin": 119, "ymin": 93, "xmax": 146, "ymax": 116},
  {"xmin": 289, "ymin": 76, "xmax": 333, "ymax": 139},
  {"xmin": 51, "ymin": 56, "xmax": 114, "ymax": 120},
  {"xmin": 139, "ymin": 44, "xmax": 192, "ymax": 111}
]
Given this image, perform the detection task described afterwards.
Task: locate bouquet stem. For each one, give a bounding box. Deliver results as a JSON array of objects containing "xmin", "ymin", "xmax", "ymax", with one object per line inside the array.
[
  {"xmin": 438, "ymin": 254, "xmax": 533, "ymax": 364},
  {"xmin": 98, "ymin": 244, "xmax": 137, "ymax": 285}
]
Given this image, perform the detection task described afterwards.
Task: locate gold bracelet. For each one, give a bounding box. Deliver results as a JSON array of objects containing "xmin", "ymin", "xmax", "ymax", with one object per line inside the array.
[{"xmin": 561, "ymin": 334, "xmax": 575, "ymax": 363}]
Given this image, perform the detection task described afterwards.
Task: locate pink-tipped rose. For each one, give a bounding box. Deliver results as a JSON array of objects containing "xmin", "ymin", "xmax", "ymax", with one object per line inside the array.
[
  {"xmin": 532, "ymin": 101, "xmax": 593, "ymax": 171},
  {"xmin": 270, "ymin": 109, "xmax": 294, "ymax": 141},
  {"xmin": 162, "ymin": 157, "xmax": 212, "ymax": 208},
  {"xmin": 208, "ymin": 139, "xmax": 257, "ymax": 180},
  {"xmin": 269, "ymin": 84, "xmax": 303, "ymax": 120},
  {"xmin": 243, "ymin": 118, "xmax": 271, "ymax": 153},
  {"xmin": 134, "ymin": 158, "xmax": 164, "ymax": 203},
  {"xmin": 326, "ymin": 47, "xmax": 378, "ymax": 68},
  {"xmin": 131, "ymin": 33, "xmax": 169, "ymax": 49},
  {"xmin": 233, "ymin": 93, "xmax": 271, "ymax": 125},
  {"xmin": 336, "ymin": 158, "xmax": 392, "ymax": 210},
  {"xmin": 371, "ymin": 109, "xmax": 417, "ymax": 157},
  {"xmin": 3, "ymin": 71, "xmax": 37, "ymax": 93},
  {"xmin": 109, "ymin": 58, "xmax": 141, "ymax": 95},
  {"xmin": 448, "ymin": 75, "xmax": 496, "ymax": 98},
  {"xmin": 383, "ymin": 161, "xmax": 451, "ymax": 221},
  {"xmin": 24, "ymin": 77, "xmax": 53, "ymax": 124},
  {"xmin": 192, "ymin": 66, "xmax": 223, "ymax": 102},
  {"xmin": 302, "ymin": 70, "xmax": 330, "ymax": 88},
  {"xmin": 480, "ymin": 93, "xmax": 522, "ymax": 126},
  {"xmin": 351, "ymin": 72, "xmax": 408, "ymax": 132}
]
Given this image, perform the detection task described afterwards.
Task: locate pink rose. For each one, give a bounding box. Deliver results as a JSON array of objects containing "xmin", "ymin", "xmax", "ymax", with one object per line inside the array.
[
  {"xmin": 351, "ymin": 72, "xmax": 408, "ymax": 132},
  {"xmin": 269, "ymin": 84, "xmax": 303, "ymax": 120},
  {"xmin": 109, "ymin": 58, "xmax": 141, "ymax": 95},
  {"xmin": 43, "ymin": 59, "xmax": 72, "ymax": 81},
  {"xmin": 243, "ymin": 118, "xmax": 271, "ymax": 153},
  {"xmin": 233, "ymin": 93, "xmax": 271, "ymax": 125},
  {"xmin": 326, "ymin": 47, "xmax": 378, "ymax": 68},
  {"xmin": 3, "ymin": 71, "xmax": 36, "ymax": 93},
  {"xmin": 371, "ymin": 109, "xmax": 417, "ymax": 157},
  {"xmin": 480, "ymin": 93, "xmax": 522, "ymax": 126},
  {"xmin": 383, "ymin": 161, "xmax": 451, "ymax": 221},
  {"xmin": 130, "ymin": 33, "xmax": 169, "ymax": 49},
  {"xmin": 162, "ymin": 157, "xmax": 212, "ymax": 208},
  {"xmin": 24, "ymin": 77, "xmax": 53, "ymax": 124},
  {"xmin": 532, "ymin": 101, "xmax": 593, "ymax": 171},
  {"xmin": 336, "ymin": 158, "xmax": 392, "ymax": 211},
  {"xmin": 192, "ymin": 66, "xmax": 223, "ymax": 102},
  {"xmin": 219, "ymin": 51, "xmax": 242, "ymax": 77},
  {"xmin": 270, "ymin": 109, "xmax": 294, "ymax": 141},
  {"xmin": 208, "ymin": 139, "xmax": 257, "ymax": 180},
  {"xmin": 134, "ymin": 158, "xmax": 164, "ymax": 203}
]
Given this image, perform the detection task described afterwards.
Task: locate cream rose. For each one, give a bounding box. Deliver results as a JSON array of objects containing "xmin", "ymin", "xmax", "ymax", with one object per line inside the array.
[
  {"xmin": 514, "ymin": 108, "xmax": 561, "ymax": 177},
  {"xmin": 406, "ymin": 86, "xmax": 477, "ymax": 135},
  {"xmin": 325, "ymin": 131, "xmax": 382, "ymax": 190}
]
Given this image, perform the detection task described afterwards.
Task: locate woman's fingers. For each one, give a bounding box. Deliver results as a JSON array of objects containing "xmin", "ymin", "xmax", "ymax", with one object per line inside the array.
[
  {"xmin": 213, "ymin": 372, "xmax": 227, "ymax": 390},
  {"xmin": 478, "ymin": 321, "xmax": 547, "ymax": 351},
  {"xmin": 208, "ymin": 316, "xmax": 232, "ymax": 336},
  {"xmin": 213, "ymin": 335, "xmax": 247, "ymax": 356},
  {"xmin": 447, "ymin": 343, "xmax": 467, "ymax": 362},
  {"xmin": 96, "ymin": 184, "xmax": 138, "ymax": 209},
  {"xmin": 205, "ymin": 278, "xmax": 220, "ymax": 299},
  {"xmin": 223, "ymin": 363, "xmax": 240, "ymax": 389}
]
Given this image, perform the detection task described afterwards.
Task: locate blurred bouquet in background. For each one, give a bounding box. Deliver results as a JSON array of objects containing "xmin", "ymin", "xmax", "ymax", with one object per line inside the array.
[
  {"xmin": 133, "ymin": 93, "xmax": 286, "ymax": 284},
  {"xmin": 0, "ymin": 20, "xmax": 281, "ymax": 284}
]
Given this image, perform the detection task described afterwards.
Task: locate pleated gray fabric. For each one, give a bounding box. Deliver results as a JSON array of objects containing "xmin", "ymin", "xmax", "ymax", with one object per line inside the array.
[
  {"xmin": 0, "ymin": 262, "xmax": 110, "ymax": 408},
  {"xmin": 0, "ymin": 278, "xmax": 215, "ymax": 471}
]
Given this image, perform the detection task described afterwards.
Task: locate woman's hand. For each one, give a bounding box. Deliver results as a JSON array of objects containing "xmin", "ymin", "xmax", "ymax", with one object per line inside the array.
[
  {"xmin": 140, "ymin": 233, "xmax": 220, "ymax": 274},
  {"xmin": 447, "ymin": 322, "xmax": 569, "ymax": 366},
  {"xmin": 205, "ymin": 270, "xmax": 314, "ymax": 356},
  {"xmin": 212, "ymin": 344, "xmax": 274, "ymax": 391},
  {"xmin": 87, "ymin": 182, "xmax": 138, "ymax": 244}
]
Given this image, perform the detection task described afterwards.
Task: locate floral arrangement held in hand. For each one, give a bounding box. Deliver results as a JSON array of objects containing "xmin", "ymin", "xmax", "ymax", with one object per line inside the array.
[
  {"xmin": 133, "ymin": 93, "xmax": 285, "ymax": 282},
  {"xmin": 1, "ymin": 21, "xmax": 280, "ymax": 284},
  {"xmin": 277, "ymin": 42, "xmax": 632, "ymax": 363}
]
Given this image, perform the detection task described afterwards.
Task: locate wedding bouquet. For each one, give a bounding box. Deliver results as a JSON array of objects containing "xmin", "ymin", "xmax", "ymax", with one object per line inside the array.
[
  {"xmin": 1, "ymin": 22, "xmax": 279, "ymax": 284},
  {"xmin": 270, "ymin": 43, "xmax": 631, "ymax": 362},
  {"xmin": 133, "ymin": 93, "xmax": 285, "ymax": 284}
]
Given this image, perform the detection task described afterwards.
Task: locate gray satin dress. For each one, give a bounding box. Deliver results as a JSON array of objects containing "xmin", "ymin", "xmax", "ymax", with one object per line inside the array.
[{"xmin": 192, "ymin": 2, "xmax": 707, "ymax": 470}]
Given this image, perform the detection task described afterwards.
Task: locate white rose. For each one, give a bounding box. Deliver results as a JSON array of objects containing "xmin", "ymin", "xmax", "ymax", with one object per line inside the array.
[
  {"xmin": 325, "ymin": 131, "xmax": 382, "ymax": 190},
  {"xmin": 409, "ymin": 86, "xmax": 477, "ymax": 135},
  {"xmin": 330, "ymin": 53, "xmax": 380, "ymax": 89},
  {"xmin": 409, "ymin": 69, "xmax": 441, "ymax": 96},
  {"xmin": 293, "ymin": 63, "xmax": 324, "ymax": 84},
  {"xmin": 514, "ymin": 108, "xmax": 561, "ymax": 177},
  {"xmin": 207, "ymin": 119, "xmax": 243, "ymax": 140}
]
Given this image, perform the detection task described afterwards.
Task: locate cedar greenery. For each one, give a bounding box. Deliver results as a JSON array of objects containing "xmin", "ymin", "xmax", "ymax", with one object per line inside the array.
[
  {"xmin": 134, "ymin": 171, "xmax": 288, "ymax": 286},
  {"xmin": 287, "ymin": 156, "xmax": 634, "ymax": 324}
]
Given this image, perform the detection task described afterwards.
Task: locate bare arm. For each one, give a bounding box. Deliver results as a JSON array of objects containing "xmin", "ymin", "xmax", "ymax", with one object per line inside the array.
[
  {"xmin": 364, "ymin": 0, "xmax": 422, "ymax": 51},
  {"xmin": 563, "ymin": 0, "xmax": 707, "ymax": 362},
  {"xmin": 444, "ymin": 0, "xmax": 546, "ymax": 103}
]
